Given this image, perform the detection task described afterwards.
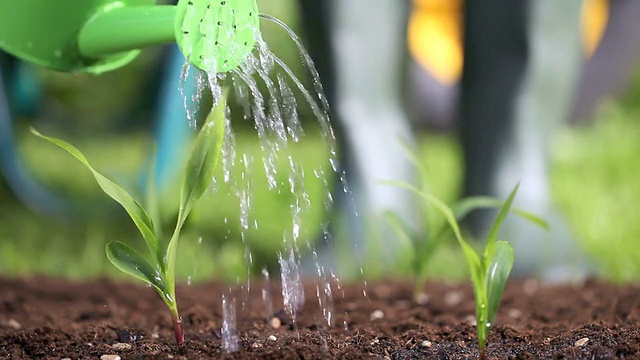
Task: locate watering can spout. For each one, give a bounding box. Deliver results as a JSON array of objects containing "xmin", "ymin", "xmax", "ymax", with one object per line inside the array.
[{"xmin": 78, "ymin": 6, "xmax": 176, "ymax": 63}]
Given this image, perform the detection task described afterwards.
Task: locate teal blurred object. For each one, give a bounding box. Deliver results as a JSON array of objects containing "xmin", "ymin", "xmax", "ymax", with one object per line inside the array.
[
  {"xmin": 0, "ymin": 45, "xmax": 194, "ymax": 215},
  {"xmin": 0, "ymin": 52, "xmax": 74, "ymax": 215}
]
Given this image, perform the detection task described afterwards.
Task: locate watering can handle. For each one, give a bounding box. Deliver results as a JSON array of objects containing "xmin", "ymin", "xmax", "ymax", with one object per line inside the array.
[{"xmin": 0, "ymin": 1, "xmax": 177, "ymax": 74}]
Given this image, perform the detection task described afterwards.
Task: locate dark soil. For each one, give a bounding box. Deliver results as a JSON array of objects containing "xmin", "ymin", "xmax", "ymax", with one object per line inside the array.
[{"xmin": 0, "ymin": 277, "xmax": 638, "ymax": 359}]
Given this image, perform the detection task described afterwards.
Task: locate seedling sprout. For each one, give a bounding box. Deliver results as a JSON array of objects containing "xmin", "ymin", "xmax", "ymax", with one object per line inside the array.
[
  {"xmin": 388, "ymin": 160, "xmax": 546, "ymax": 359},
  {"xmin": 425, "ymin": 183, "xmax": 528, "ymax": 359},
  {"xmin": 32, "ymin": 89, "xmax": 227, "ymax": 345},
  {"xmin": 383, "ymin": 145, "xmax": 548, "ymax": 296}
]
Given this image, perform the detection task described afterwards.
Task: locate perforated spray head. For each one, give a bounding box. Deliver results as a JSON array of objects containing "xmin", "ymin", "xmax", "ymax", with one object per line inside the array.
[{"xmin": 175, "ymin": 0, "xmax": 260, "ymax": 73}]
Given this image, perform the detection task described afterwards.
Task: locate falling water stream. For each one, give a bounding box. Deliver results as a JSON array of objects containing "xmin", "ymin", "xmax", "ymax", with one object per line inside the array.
[{"xmin": 178, "ymin": 12, "xmax": 352, "ymax": 353}]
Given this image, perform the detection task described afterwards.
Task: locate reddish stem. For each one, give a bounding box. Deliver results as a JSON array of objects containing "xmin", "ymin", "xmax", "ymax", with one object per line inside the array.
[{"xmin": 172, "ymin": 314, "xmax": 184, "ymax": 345}]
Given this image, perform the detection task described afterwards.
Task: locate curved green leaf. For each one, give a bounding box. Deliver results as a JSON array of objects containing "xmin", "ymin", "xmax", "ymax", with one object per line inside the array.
[
  {"xmin": 510, "ymin": 208, "xmax": 550, "ymax": 232},
  {"xmin": 31, "ymin": 128, "xmax": 161, "ymax": 265},
  {"xmin": 485, "ymin": 241, "xmax": 514, "ymax": 324},
  {"xmin": 105, "ymin": 241, "xmax": 165, "ymax": 293},
  {"xmin": 165, "ymin": 90, "xmax": 227, "ymax": 292},
  {"xmin": 178, "ymin": 88, "xmax": 227, "ymax": 224},
  {"xmin": 484, "ymin": 183, "xmax": 519, "ymax": 261},
  {"xmin": 421, "ymin": 192, "xmax": 483, "ymax": 287},
  {"xmin": 452, "ymin": 196, "xmax": 549, "ymax": 232},
  {"xmin": 397, "ymin": 140, "xmax": 430, "ymax": 189},
  {"xmin": 383, "ymin": 211, "xmax": 417, "ymax": 251},
  {"xmin": 452, "ymin": 196, "xmax": 503, "ymax": 220}
]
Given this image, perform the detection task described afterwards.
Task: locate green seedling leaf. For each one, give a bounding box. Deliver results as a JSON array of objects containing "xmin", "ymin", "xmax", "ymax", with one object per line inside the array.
[
  {"xmin": 421, "ymin": 192, "xmax": 484, "ymax": 288},
  {"xmin": 178, "ymin": 89, "xmax": 227, "ymax": 225},
  {"xmin": 484, "ymin": 183, "xmax": 520, "ymax": 261},
  {"xmin": 397, "ymin": 140, "xmax": 430, "ymax": 189},
  {"xmin": 510, "ymin": 209, "xmax": 550, "ymax": 232},
  {"xmin": 31, "ymin": 129, "xmax": 162, "ymax": 265},
  {"xmin": 384, "ymin": 210, "xmax": 426, "ymax": 290},
  {"xmin": 165, "ymin": 90, "xmax": 227, "ymax": 294},
  {"xmin": 452, "ymin": 196, "xmax": 549, "ymax": 232},
  {"xmin": 452, "ymin": 196, "xmax": 503, "ymax": 220},
  {"xmin": 105, "ymin": 241, "xmax": 165, "ymax": 295},
  {"xmin": 485, "ymin": 241, "xmax": 514, "ymax": 324},
  {"xmin": 383, "ymin": 211, "xmax": 417, "ymax": 251},
  {"xmin": 382, "ymin": 180, "xmax": 483, "ymax": 277}
]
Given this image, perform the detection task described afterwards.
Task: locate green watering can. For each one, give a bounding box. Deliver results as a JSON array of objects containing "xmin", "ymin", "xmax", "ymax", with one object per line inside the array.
[{"xmin": 0, "ymin": 0, "xmax": 260, "ymax": 74}]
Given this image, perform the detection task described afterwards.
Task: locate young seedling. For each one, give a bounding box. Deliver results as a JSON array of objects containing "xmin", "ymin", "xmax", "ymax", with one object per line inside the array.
[
  {"xmin": 383, "ymin": 145, "xmax": 547, "ymax": 296},
  {"xmin": 32, "ymin": 89, "xmax": 227, "ymax": 345},
  {"xmin": 386, "ymin": 165, "xmax": 548, "ymax": 359},
  {"xmin": 427, "ymin": 183, "xmax": 524, "ymax": 360},
  {"xmin": 385, "ymin": 192, "xmax": 542, "ymax": 295}
]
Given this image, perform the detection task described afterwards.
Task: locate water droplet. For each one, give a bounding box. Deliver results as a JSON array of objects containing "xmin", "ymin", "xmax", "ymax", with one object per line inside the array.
[
  {"xmin": 176, "ymin": 14, "xmax": 346, "ymax": 337},
  {"xmin": 261, "ymin": 268, "xmax": 273, "ymax": 321},
  {"xmin": 279, "ymin": 247, "xmax": 304, "ymax": 319},
  {"xmin": 221, "ymin": 293, "xmax": 239, "ymax": 352}
]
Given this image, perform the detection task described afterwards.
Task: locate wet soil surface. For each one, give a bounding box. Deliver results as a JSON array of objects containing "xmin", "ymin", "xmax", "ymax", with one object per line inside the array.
[{"xmin": 0, "ymin": 277, "xmax": 639, "ymax": 359}]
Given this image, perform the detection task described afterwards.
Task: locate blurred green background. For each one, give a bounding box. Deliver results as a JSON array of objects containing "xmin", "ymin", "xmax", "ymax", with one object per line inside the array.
[{"xmin": 2, "ymin": 0, "xmax": 640, "ymax": 283}]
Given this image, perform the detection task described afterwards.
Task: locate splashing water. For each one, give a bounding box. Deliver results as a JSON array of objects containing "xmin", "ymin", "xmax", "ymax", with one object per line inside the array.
[
  {"xmin": 177, "ymin": 8, "xmax": 350, "ymax": 349},
  {"xmin": 221, "ymin": 292, "xmax": 238, "ymax": 352},
  {"xmin": 314, "ymin": 255, "xmax": 336, "ymax": 327},
  {"xmin": 279, "ymin": 246, "xmax": 305, "ymax": 320},
  {"xmin": 262, "ymin": 267, "xmax": 273, "ymax": 321}
]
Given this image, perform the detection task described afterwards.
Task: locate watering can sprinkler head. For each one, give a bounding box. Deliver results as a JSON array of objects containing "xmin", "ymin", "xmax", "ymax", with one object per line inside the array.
[
  {"xmin": 175, "ymin": 0, "xmax": 260, "ymax": 73},
  {"xmin": 0, "ymin": 0, "xmax": 260, "ymax": 74}
]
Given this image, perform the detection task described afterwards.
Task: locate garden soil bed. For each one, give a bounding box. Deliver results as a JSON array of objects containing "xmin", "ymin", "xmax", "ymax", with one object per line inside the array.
[{"xmin": 0, "ymin": 277, "xmax": 639, "ymax": 359}]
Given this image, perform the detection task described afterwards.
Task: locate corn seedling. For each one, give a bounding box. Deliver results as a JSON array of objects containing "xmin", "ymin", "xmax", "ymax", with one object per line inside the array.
[
  {"xmin": 32, "ymin": 90, "xmax": 227, "ymax": 345},
  {"xmin": 383, "ymin": 146, "xmax": 547, "ymax": 296},
  {"xmin": 423, "ymin": 183, "xmax": 530, "ymax": 359}
]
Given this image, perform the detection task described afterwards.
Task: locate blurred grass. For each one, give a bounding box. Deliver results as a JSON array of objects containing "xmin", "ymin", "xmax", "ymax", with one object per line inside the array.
[
  {"xmin": 2, "ymin": 126, "xmax": 331, "ymax": 282},
  {"xmin": 551, "ymin": 101, "xmax": 640, "ymax": 283},
  {"xmin": 4, "ymin": 108, "xmax": 640, "ymax": 282},
  {"xmin": 2, "ymin": 0, "xmax": 640, "ymax": 283}
]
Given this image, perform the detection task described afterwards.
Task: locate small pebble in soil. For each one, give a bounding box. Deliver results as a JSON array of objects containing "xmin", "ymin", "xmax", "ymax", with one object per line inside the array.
[
  {"xmin": 118, "ymin": 330, "xmax": 143, "ymax": 343},
  {"xmin": 523, "ymin": 279, "xmax": 539, "ymax": 295},
  {"xmin": 575, "ymin": 337, "xmax": 589, "ymax": 347},
  {"xmin": 508, "ymin": 308, "xmax": 523, "ymax": 319},
  {"xmin": 371, "ymin": 338, "xmax": 380, "ymax": 346},
  {"xmin": 421, "ymin": 340, "xmax": 433, "ymax": 347},
  {"xmin": 370, "ymin": 310, "xmax": 384, "ymax": 320},
  {"xmin": 252, "ymin": 342, "xmax": 263, "ymax": 348},
  {"xmin": 112, "ymin": 342, "xmax": 132, "ymax": 351},
  {"xmin": 268, "ymin": 335, "xmax": 277, "ymax": 341},
  {"xmin": 464, "ymin": 315, "xmax": 477, "ymax": 326},
  {"xmin": 444, "ymin": 290, "xmax": 463, "ymax": 306},
  {"xmin": 415, "ymin": 292, "xmax": 430, "ymax": 305},
  {"xmin": 269, "ymin": 316, "xmax": 281, "ymax": 329},
  {"xmin": 5, "ymin": 319, "xmax": 21, "ymax": 329},
  {"xmin": 100, "ymin": 355, "xmax": 121, "ymax": 360}
]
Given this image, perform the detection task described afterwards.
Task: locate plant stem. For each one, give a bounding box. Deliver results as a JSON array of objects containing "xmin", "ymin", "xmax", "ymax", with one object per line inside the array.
[{"xmin": 171, "ymin": 310, "xmax": 184, "ymax": 345}]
